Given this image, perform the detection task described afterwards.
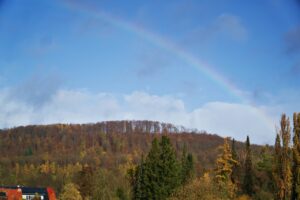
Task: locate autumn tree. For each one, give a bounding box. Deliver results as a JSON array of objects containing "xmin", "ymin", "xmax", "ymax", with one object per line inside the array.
[
  {"xmin": 274, "ymin": 134, "xmax": 283, "ymax": 199},
  {"xmin": 214, "ymin": 137, "xmax": 237, "ymax": 199},
  {"xmin": 292, "ymin": 112, "xmax": 300, "ymax": 200},
  {"xmin": 168, "ymin": 173, "xmax": 223, "ymax": 200},
  {"xmin": 59, "ymin": 183, "xmax": 82, "ymax": 200},
  {"xmin": 242, "ymin": 136, "xmax": 254, "ymax": 196},
  {"xmin": 273, "ymin": 114, "xmax": 292, "ymax": 200},
  {"xmin": 92, "ymin": 169, "xmax": 117, "ymax": 200},
  {"xmin": 75, "ymin": 165, "xmax": 94, "ymax": 199}
]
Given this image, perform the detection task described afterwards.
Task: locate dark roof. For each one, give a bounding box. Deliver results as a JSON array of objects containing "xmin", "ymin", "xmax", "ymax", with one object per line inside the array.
[{"xmin": 0, "ymin": 186, "xmax": 49, "ymax": 199}]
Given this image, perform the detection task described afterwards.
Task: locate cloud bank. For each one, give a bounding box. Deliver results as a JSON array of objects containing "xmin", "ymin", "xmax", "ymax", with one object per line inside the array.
[{"xmin": 0, "ymin": 86, "xmax": 277, "ymax": 144}]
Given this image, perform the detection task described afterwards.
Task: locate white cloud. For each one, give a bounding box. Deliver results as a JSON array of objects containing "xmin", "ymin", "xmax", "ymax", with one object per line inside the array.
[
  {"xmin": 0, "ymin": 88, "xmax": 279, "ymax": 144},
  {"xmin": 189, "ymin": 102, "xmax": 275, "ymax": 144}
]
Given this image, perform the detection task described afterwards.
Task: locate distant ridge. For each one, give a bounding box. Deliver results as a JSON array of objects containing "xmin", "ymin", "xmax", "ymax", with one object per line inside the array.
[{"xmin": 0, "ymin": 120, "xmax": 205, "ymax": 135}]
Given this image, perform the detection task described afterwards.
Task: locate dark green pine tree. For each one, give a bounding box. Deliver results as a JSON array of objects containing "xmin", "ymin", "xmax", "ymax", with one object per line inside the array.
[
  {"xmin": 242, "ymin": 136, "xmax": 254, "ymax": 196},
  {"xmin": 130, "ymin": 136, "xmax": 181, "ymax": 200},
  {"xmin": 231, "ymin": 138, "xmax": 239, "ymax": 185},
  {"xmin": 144, "ymin": 137, "xmax": 161, "ymax": 200},
  {"xmin": 158, "ymin": 136, "xmax": 181, "ymax": 198},
  {"xmin": 186, "ymin": 154, "xmax": 194, "ymax": 178},
  {"xmin": 116, "ymin": 187, "xmax": 129, "ymax": 200},
  {"xmin": 292, "ymin": 113, "xmax": 300, "ymax": 200},
  {"xmin": 231, "ymin": 139, "xmax": 238, "ymax": 161},
  {"xmin": 180, "ymin": 144, "xmax": 194, "ymax": 184},
  {"xmin": 132, "ymin": 156, "xmax": 145, "ymax": 200}
]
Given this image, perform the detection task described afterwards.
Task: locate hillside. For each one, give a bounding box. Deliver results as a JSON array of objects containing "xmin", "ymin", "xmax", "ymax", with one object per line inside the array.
[
  {"xmin": 0, "ymin": 120, "xmax": 264, "ymax": 195},
  {"xmin": 0, "ymin": 120, "xmax": 248, "ymax": 167}
]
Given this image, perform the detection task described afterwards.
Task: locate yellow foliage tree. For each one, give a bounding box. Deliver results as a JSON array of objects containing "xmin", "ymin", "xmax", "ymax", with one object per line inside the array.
[
  {"xmin": 169, "ymin": 172, "xmax": 233, "ymax": 200},
  {"xmin": 215, "ymin": 137, "xmax": 238, "ymax": 199},
  {"xmin": 59, "ymin": 183, "xmax": 82, "ymax": 200}
]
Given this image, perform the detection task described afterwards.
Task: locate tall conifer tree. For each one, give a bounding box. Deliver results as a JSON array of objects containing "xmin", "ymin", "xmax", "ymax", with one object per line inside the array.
[
  {"xmin": 130, "ymin": 136, "xmax": 181, "ymax": 200},
  {"xmin": 132, "ymin": 156, "xmax": 145, "ymax": 200},
  {"xmin": 242, "ymin": 136, "xmax": 254, "ymax": 196},
  {"xmin": 231, "ymin": 139, "xmax": 239, "ymax": 185},
  {"xmin": 181, "ymin": 144, "xmax": 194, "ymax": 184},
  {"xmin": 159, "ymin": 136, "xmax": 181, "ymax": 198}
]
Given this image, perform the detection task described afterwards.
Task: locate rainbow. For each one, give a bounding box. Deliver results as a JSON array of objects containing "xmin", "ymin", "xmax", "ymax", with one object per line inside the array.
[{"xmin": 61, "ymin": 0, "xmax": 276, "ymax": 137}]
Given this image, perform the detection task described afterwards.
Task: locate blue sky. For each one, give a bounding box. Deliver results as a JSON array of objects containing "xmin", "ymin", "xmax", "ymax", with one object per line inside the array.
[{"xmin": 0, "ymin": 0, "xmax": 299, "ymax": 144}]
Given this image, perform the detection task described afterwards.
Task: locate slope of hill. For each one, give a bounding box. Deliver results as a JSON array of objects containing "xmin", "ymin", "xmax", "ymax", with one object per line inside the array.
[{"xmin": 0, "ymin": 120, "xmax": 263, "ymax": 195}]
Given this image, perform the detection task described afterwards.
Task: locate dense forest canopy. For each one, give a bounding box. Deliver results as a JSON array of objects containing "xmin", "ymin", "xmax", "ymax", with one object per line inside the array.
[
  {"xmin": 0, "ymin": 120, "xmax": 267, "ymax": 199},
  {"xmin": 2, "ymin": 114, "xmax": 300, "ymax": 200},
  {"xmin": 0, "ymin": 120, "xmax": 236, "ymax": 169}
]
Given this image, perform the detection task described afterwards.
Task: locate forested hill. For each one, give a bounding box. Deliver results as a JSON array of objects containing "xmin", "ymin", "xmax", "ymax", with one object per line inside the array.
[
  {"xmin": 0, "ymin": 120, "xmax": 260, "ymax": 167},
  {"xmin": 0, "ymin": 120, "xmax": 263, "ymax": 195},
  {"xmin": 0, "ymin": 120, "xmax": 228, "ymax": 167}
]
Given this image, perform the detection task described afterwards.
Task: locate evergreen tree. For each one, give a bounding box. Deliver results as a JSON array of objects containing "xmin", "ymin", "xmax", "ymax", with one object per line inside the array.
[
  {"xmin": 292, "ymin": 112, "xmax": 300, "ymax": 200},
  {"xmin": 130, "ymin": 136, "xmax": 181, "ymax": 200},
  {"xmin": 242, "ymin": 136, "xmax": 254, "ymax": 196},
  {"xmin": 256, "ymin": 145, "xmax": 274, "ymax": 194},
  {"xmin": 144, "ymin": 138, "xmax": 161, "ymax": 199},
  {"xmin": 215, "ymin": 137, "xmax": 237, "ymax": 199},
  {"xmin": 231, "ymin": 139, "xmax": 238, "ymax": 161},
  {"xmin": 116, "ymin": 187, "xmax": 129, "ymax": 200},
  {"xmin": 231, "ymin": 138, "xmax": 239, "ymax": 185},
  {"xmin": 131, "ymin": 156, "xmax": 146, "ymax": 200},
  {"xmin": 186, "ymin": 154, "xmax": 194, "ymax": 178},
  {"xmin": 180, "ymin": 144, "xmax": 194, "ymax": 184},
  {"xmin": 158, "ymin": 136, "xmax": 181, "ymax": 198}
]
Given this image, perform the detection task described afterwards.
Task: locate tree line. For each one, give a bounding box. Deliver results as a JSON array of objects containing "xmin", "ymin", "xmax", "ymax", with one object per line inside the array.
[
  {"xmin": 127, "ymin": 113, "xmax": 300, "ymax": 199},
  {"xmin": 1, "ymin": 114, "xmax": 300, "ymax": 199}
]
